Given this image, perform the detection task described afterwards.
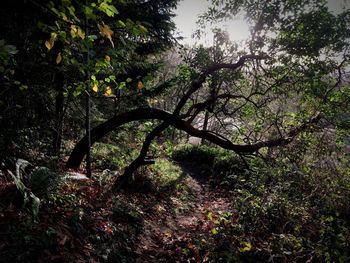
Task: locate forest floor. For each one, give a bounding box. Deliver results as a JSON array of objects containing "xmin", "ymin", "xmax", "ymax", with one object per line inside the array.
[
  {"xmin": 0, "ymin": 160, "xmax": 235, "ymax": 263},
  {"xmin": 134, "ymin": 162, "xmax": 234, "ymax": 262}
]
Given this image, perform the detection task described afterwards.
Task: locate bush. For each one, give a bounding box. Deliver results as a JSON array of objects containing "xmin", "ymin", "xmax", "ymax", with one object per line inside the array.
[
  {"xmin": 171, "ymin": 144, "xmax": 225, "ymax": 165},
  {"xmin": 172, "ymin": 144, "xmax": 250, "ymax": 187},
  {"xmin": 91, "ymin": 142, "xmax": 130, "ymax": 170},
  {"xmin": 30, "ymin": 167, "xmax": 58, "ymax": 198}
]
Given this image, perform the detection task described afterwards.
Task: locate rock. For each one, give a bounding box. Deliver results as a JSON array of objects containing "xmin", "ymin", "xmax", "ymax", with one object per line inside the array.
[{"xmin": 63, "ymin": 172, "xmax": 89, "ymax": 181}]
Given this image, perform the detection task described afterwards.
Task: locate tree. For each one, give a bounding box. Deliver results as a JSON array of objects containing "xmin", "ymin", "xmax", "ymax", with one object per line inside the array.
[
  {"xmin": 0, "ymin": 0, "xmax": 179, "ymax": 162},
  {"xmin": 66, "ymin": 0, "xmax": 350, "ymax": 188}
]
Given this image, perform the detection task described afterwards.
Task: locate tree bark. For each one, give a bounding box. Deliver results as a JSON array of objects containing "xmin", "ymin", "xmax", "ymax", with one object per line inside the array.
[
  {"xmin": 201, "ymin": 110, "xmax": 210, "ymax": 145},
  {"xmin": 67, "ymin": 54, "xmax": 272, "ymax": 184},
  {"xmin": 53, "ymin": 72, "xmax": 64, "ymax": 156},
  {"xmin": 66, "ymin": 107, "xmax": 322, "ymax": 169},
  {"xmin": 116, "ymin": 122, "xmax": 170, "ymax": 187}
]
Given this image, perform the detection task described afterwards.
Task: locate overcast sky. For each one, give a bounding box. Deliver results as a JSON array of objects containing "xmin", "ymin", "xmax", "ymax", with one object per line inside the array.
[
  {"xmin": 173, "ymin": 0, "xmax": 249, "ymax": 46},
  {"xmin": 173, "ymin": 0, "xmax": 350, "ymax": 46}
]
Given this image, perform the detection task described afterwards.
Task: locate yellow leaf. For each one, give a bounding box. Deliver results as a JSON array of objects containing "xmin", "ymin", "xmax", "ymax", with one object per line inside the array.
[
  {"xmin": 59, "ymin": 235, "xmax": 68, "ymax": 246},
  {"xmin": 98, "ymin": 22, "xmax": 114, "ymax": 47},
  {"xmin": 56, "ymin": 52, "xmax": 62, "ymax": 64},
  {"xmin": 207, "ymin": 211, "xmax": 213, "ymax": 221},
  {"xmin": 45, "ymin": 38, "xmax": 54, "ymax": 50},
  {"xmin": 70, "ymin": 25, "xmax": 78, "ymax": 37},
  {"xmin": 92, "ymin": 84, "xmax": 98, "ymax": 92},
  {"xmin": 137, "ymin": 81, "xmax": 144, "ymax": 90},
  {"xmin": 77, "ymin": 27, "xmax": 85, "ymax": 39},
  {"xmin": 239, "ymin": 242, "xmax": 252, "ymax": 252},
  {"xmin": 105, "ymin": 55, "xmax": 111, "ymax": 63},
  {"xmin": 104, "ymin": 86, "xmax": 112, "ymax": 96},
  {"xmin": 211, "ymin": 228, "xmax": 218, "ymax": 235}
]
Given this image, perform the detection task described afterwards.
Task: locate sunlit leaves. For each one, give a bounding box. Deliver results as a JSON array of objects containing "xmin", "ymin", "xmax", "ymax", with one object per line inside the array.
[
  {"xmin": 56, "ymin": 52, "xmax": 62, "ymax": 64},
  {"xmin": 45, "ymin": 32, "xmax": 57, "ymax": 51},
  {"xmin": 45, "ymin": 40, "xmax": 54, "ymax": 50},
  {"xmin": 117, "ymin": 20, "xmax": 126, "ymax": 28},
  {"xmin": 38, "ymin": 0, "xmax": 159, "ymax": 100},
  {"xmin": 207, "ymin": 211, "xmax": 213, "ymax": 220},
  {"xmin": 84, "ymin": 5, "xmax": 96, "ymax": 19},
  {"xmin": 98, "ymin": 22, "xmax": 114, "ymax": 47},
  {"xmin": 70, "ymin": 25, "xmax": 85, "ymax": 39},
  {"xmin": 211, "ymin": 228, "xmax": 218, "ymax": 235},
  {"xmin": 277, "ymin": 8, "xmax": 341, "ymax": 56},
  {"xmin": 104, "ymin": 86, "xmax": 112, "ymax": 96},
  {"xmin": 92, "ymin": 84, "xmax": 98, "ymax": 92},
  {"xmin": 118, "ymin": 82, "xmax": 126, "ymax": 89},
  {"xmin": 89, "ymin": 74, "xmax": 129, "ymax": 94},
  {"xmin": 238, "ymin": 242, "xmax": 252, "ymax": 252},
  {"xmin": 98, "ymin": 1, "xmax": 118, "ymax": 17}
]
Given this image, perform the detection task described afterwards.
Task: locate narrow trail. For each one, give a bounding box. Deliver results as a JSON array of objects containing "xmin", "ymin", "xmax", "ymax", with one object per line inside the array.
[{"xmin": 135, "ymin": 163, "xmax": 234, "ymax": 262}]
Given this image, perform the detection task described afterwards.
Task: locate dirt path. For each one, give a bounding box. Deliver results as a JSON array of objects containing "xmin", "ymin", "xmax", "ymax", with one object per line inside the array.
[{"xmin": 135, "ymin": 163, "xmax": 234, "ymax": 262}]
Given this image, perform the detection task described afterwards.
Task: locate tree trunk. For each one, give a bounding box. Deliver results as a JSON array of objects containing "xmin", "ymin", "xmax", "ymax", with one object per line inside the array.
[
  {"xmin": 66, "ymin": 107, "xmax": 322, "ymax": 170},
  {"xmin": 115, "ymin": 122, "xmax": 169, "ymax": 188},
  {"xmin": 53, "ymin": 72, "xmax": 64, "ymax": 156},
  {"xmin": 201, "ymin": 110, "xmax": 210, "ymax": 145}
]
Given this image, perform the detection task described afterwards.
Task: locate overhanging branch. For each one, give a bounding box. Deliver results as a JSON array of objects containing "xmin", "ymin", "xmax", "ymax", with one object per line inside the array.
[{"xmin": 66, "ymin": 107, "xmax": 322, "ymax": 169}]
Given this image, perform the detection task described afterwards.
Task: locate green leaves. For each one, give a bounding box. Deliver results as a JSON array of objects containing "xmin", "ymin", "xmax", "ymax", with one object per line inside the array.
[
  {"xmin": 98, "ymin": 1, "xmax": 118, "ymax": 17},
  {"xmin": 207, "ymin": 211, "xmax": 213, "ymax": 221},
  {"xmin": 0, "ymin": 40, "xmax": 18, "ymax": 56},
  {"xmin": 70, "ymin": 25, "xmax": 85, "ymax": 39},
  {"xmin": 0, "ymin": 39, "xmax": 18, "ymax": 71},
  {"xmin": 132, "ymin": 24, "xmax": 148, "ymax": 37},
  {"xmin": 36, "ymin": 0, "xmax": 157, "ymax": 99},
  {"xmin": 277, "ymin": 8, "xmax": 341, "ymax": 56}
]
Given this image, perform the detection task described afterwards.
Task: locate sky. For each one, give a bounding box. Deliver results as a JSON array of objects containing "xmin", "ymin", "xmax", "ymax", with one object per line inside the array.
[
  {"xmin": 173, "ymin": 0, "xmax": 249, "ymax": 46},
  {"xmin": 173, "ymin": 0, "xmax": 350, "ymax": 46}
]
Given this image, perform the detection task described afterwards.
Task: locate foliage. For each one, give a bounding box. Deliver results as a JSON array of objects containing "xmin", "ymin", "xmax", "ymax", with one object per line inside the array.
[
  {"xmin": 91, "ymin": 142, "xmax": 129, "ymax": 170},
  {"xmin": 172, "ymin": 144, "xmax": 227, "ymax": 166},
  {"xmin": 30, "ymin": 167, "xmax": 59, "ymax": 198},
  {"xmin": 172, "ymin": 144, "xmax": 249, "ymax": 186},
  {"xmin": 150, "ymin": 159, "xmax": 183, "ymax": 188},
  {"xmin": 2, "ymin": 159, "xmax": 58, "ymax": 222},
  {"xmin": 1, "ymin": 0, "xmax": 350, "ymax": 262}
]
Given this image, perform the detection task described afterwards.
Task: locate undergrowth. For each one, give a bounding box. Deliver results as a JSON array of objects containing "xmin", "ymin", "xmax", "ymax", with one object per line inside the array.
[{"xmin": 171, "ymin": 144, "xmax": 350, "ymax": 262}]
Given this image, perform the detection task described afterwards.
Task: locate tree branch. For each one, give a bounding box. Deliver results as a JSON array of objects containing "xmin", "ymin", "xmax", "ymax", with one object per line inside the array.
[{"xmin": 66, "ymin": 107, "xmax": 322, "ymax": 169}]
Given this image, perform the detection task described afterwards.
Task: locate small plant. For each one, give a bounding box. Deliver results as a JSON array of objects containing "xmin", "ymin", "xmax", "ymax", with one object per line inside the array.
[
  {"xmin": 112, "ymin": 199, "xmax": 143, "ymax": 225},
  {"xmin": 92, "ymin": 142, "xmax": 130, "ymax": 170},
  {"xmin": 151, "ymin": 159, "xmax": 183, "ymax": 188},
  {"xmin": 6, "ymin": 159, "xmax": 44, "ymax": 221}
]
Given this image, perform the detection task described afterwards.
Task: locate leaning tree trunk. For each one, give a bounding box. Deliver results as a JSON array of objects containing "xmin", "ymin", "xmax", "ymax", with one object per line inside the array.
[
  {"xmin": 115, "ymin": 122, "xmax": 170, "ymax": 188},
  {"xmin": 68, "ymin": 55, "xmax": 295, "ymax": 189},
  {"xmin": 66, "ymin": 108, "xmax": 322, "ymax": 171}
]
